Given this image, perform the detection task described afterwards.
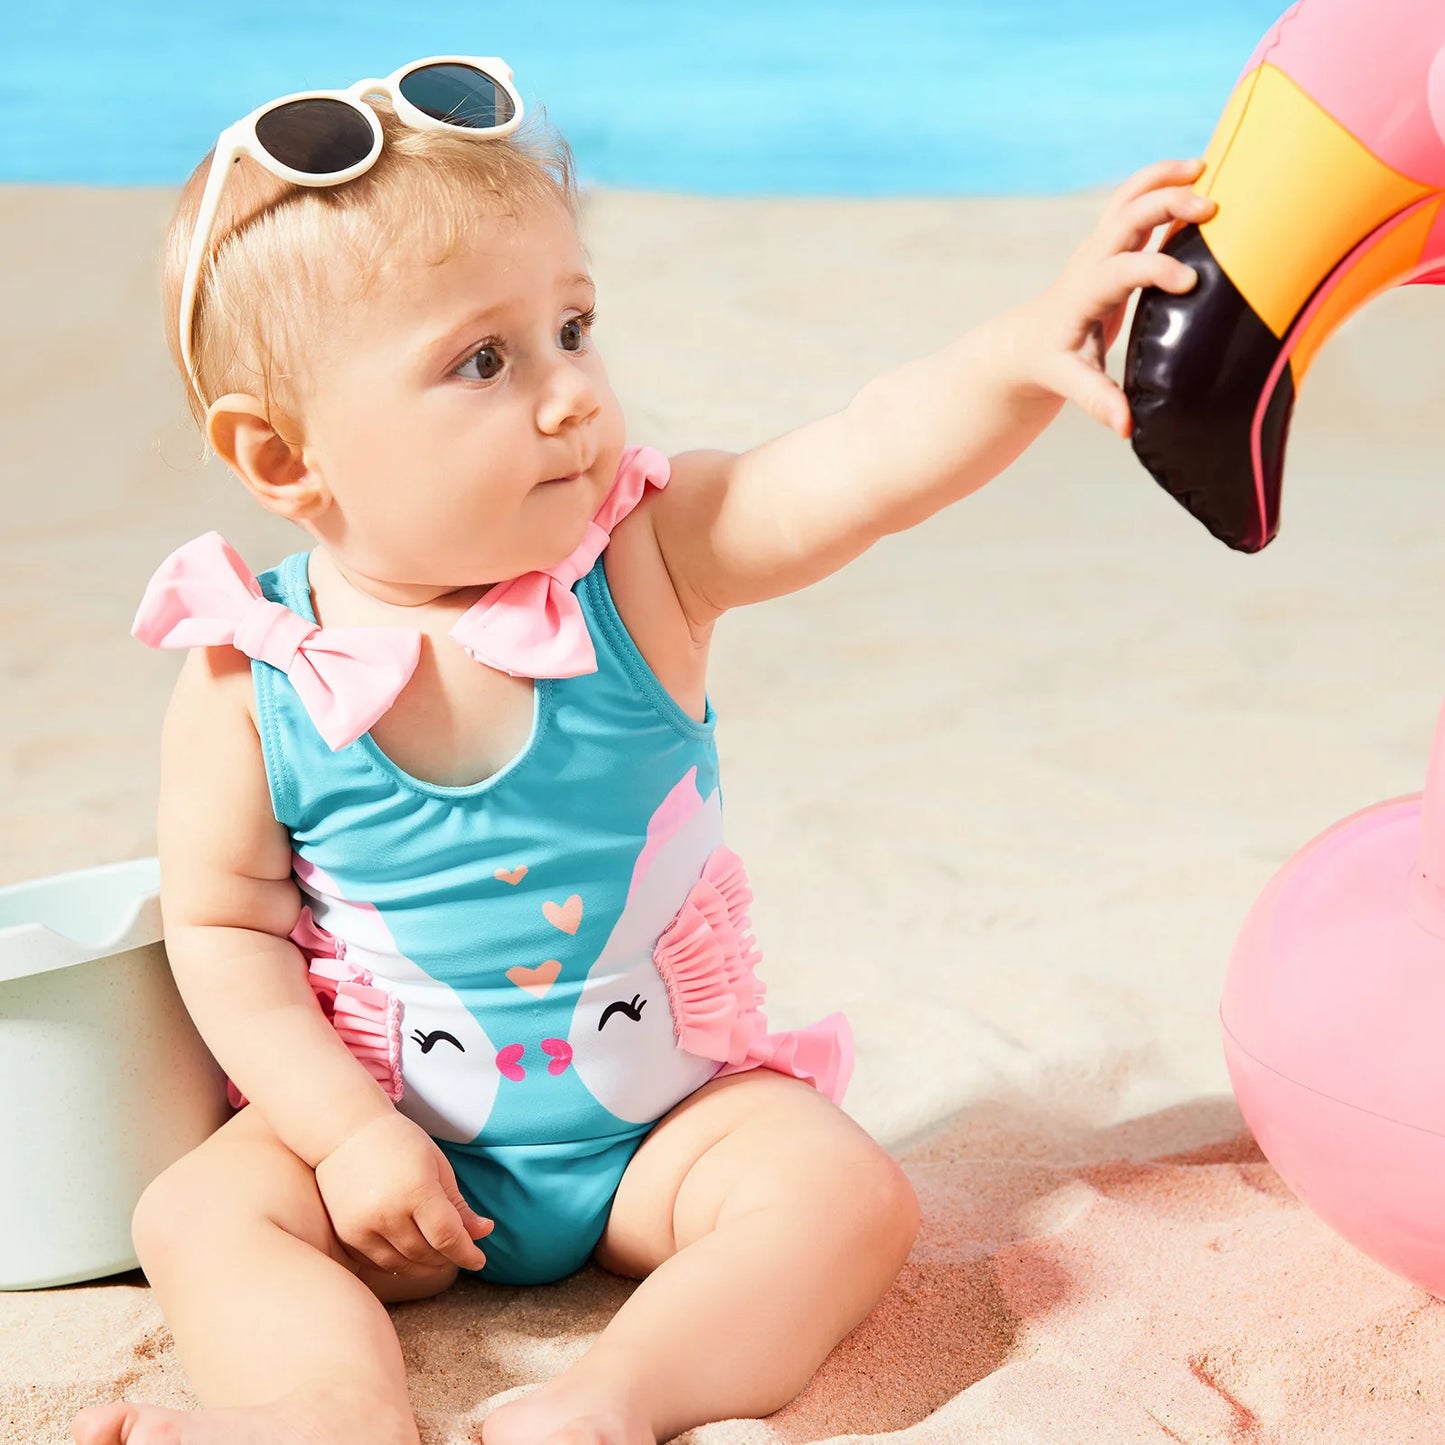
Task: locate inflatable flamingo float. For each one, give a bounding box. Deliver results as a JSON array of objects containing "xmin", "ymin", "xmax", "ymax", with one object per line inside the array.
[
  {"xmin": 1121, "ymin": 0, "xmax": 1445, "ymax": 1297},
  {"xmin": 1126, "ymin": 0, "xmax": 1445, "ymax": 554}
]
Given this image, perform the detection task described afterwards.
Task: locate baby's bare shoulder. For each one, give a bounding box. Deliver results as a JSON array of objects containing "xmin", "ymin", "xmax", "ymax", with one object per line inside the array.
[
  {"xmin": 160, "ymin": 647, "xmax": 268, "ymax": 816},
  {"xmin": 167, "ymin": 643, "xmax": 255, "ymax": 713},
  {"xmin": 166, "ymin": 643, "xmax": 258, "ymax": 733},
  {"xmin": 159, "ymin": 646, "xmax": 297, "ymax": 930}
]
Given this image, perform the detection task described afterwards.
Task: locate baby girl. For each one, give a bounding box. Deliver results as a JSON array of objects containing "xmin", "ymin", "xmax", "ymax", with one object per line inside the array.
[{"xmin": 71, "ymin": 55, "xmax": 1212, "ymax": 1445}]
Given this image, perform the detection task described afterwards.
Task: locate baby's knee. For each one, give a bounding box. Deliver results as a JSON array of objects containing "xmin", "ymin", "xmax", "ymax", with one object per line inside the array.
[
  {"xmin": 130, "ymin": 1158, "xmax": 201, "ymax": 1264},
  {"xmin": 129, "ymin": 1125, "xmax": 297, "ymax": 1262},
  {"xmin": 847, "ymin": 1153, "xmax": 921, "ymax": 1265}
]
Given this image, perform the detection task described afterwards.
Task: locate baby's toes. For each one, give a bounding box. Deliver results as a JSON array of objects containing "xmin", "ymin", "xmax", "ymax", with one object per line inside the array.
[{"xmin": 71, "ymin": 1402, "xmax": 138, "ymax": 1444}]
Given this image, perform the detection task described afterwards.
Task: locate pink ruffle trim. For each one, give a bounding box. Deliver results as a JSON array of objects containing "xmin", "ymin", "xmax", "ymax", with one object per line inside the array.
[
  {"xmin": 653, "ymin": 847, "xmax": 854, "ymax": 1105},
  {"xmin": 225, "ymin": 907, "xmax": 405, "ymax": 1110}
]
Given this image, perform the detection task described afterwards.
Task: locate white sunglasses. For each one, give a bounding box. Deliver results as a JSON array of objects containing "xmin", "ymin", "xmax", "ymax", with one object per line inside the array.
[{"xmin": 177, "ymin": 55, "xmax": 525, "ymax": 403}]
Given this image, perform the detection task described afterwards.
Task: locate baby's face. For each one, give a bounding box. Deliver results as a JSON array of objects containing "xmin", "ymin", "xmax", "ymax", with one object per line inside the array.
[{"xmin": 298, "ymin": 196, "xmax": 626, "ymax": 590}]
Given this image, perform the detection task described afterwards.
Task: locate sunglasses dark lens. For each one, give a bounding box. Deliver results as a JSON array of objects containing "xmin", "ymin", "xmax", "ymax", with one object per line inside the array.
[
  {"xmin": 398, "ymin": 63, "xmax": 515, "ymax": 129},
  {"xmin": 255, "ymin": 97, "xmax": 376, "ymax": 174}
]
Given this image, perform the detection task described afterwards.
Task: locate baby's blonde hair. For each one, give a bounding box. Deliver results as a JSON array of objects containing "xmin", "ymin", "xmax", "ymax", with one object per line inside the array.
[{"xmin": 162, "ymin": 96, "xmax": 578, "ymax": 435}]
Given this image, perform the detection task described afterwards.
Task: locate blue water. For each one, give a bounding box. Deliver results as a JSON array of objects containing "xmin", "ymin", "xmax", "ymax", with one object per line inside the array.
[{"xmin": 6, "ymin": 1, "xmax": 1285, "ymax": 194}]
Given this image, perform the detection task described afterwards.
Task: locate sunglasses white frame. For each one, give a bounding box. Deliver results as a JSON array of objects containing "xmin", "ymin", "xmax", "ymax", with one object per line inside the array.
[{"xmin": 177, "ymin": 54, "xmax": 524, "ymax": 402}]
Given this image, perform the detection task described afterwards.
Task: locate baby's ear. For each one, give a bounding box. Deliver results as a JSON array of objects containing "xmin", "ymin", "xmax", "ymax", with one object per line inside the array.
[{"xmin": 206, "ymin": 393, "xmax": 330, "ymax": 522}]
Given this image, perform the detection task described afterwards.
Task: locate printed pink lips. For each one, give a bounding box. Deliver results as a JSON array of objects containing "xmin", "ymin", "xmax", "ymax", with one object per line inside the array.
[
  {"xmin": 494, "ymin": 1038, "xmax": 574, "ymax": 1080},
  {"xmin": 540, "ymin": 1037, "xmax": 573, "ymax": 1075}
]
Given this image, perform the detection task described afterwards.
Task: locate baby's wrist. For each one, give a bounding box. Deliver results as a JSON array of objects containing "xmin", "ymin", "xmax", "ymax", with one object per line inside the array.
[
  {"xmin": 304, "ymin": 1096, "xmax": 400, "ymax": 1170},
  {"xmin": 974, "ymin": 306, "xmax": 1066, "ymax": 413}
]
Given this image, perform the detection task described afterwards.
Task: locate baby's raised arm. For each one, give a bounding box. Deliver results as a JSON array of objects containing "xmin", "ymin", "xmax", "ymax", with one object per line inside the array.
[
  {"xmin": 648, "ymin": 159, "xmax": 1214, "ymax": 625},
  {"xmin": 156, "ymin": 646, "xmax": 490, "ymax": 1273}
]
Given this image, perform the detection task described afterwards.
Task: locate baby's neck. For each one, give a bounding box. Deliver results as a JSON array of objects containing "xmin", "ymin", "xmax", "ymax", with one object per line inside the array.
[{"xmin": 311, "ymin": 547, "xmax": 495, "ymax": 617}]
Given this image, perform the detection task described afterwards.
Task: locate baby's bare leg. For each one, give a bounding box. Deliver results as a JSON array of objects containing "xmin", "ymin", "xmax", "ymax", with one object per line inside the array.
[
  {"xmin": 70, "ymin": 1102, "xmax": 457, "ymax": 1445},
  {"xmin": 481, "ymin": 1071, "xmax": 920, "ymax": 1445}
]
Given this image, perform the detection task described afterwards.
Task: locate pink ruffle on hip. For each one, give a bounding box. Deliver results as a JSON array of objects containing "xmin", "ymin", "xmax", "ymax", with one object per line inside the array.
[{"xmin": 653, "ymin": 846, "xmax": 854, "ymax": 1105}]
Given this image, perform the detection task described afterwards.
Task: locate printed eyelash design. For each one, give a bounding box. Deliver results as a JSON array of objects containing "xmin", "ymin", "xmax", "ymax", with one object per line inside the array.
[
  {"xmin": 413, "ymin": 1027, "xmax": 465, "ymax": 1054},
  {"xmin": 597, "ymin": 994, "xmax": 646, "ymax": 1030}
]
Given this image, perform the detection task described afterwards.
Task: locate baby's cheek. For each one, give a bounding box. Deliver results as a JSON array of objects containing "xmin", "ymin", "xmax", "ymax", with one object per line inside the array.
[{"xmin": 597, "ymin": 389, "xmax": 628, "ymax": 456}]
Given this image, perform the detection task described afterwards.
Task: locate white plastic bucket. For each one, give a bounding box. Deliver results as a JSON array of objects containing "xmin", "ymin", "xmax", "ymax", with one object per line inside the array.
[{"xmin": 0, "ymin": 858, "xmax": 231, "ymax": 1290}]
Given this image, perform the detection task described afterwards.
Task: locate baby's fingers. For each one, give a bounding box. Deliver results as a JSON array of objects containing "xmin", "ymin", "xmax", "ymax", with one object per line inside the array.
[
  {"xmin": 1084, "ymin": 249, "xmax": 1198, "ymax": 316},
  {"xmin": 1039, "ymin": 353, "xmax": 1132, "ymax": 437},
  {"xmin": 414, "ymin": 1190, "xmax": 492, "ymax": 1271},
  {"xmin": 1097, "ymin": 186, "xmax": 1216, "ymax": 258},
  {"xmin": 1107, "ymin": 156, "xmax": 1206, "ymax": 212}
]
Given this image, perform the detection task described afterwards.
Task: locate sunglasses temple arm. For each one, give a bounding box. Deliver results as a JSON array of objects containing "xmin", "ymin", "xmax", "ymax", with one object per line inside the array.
[{"xmin": 177, "ymin": 135, "xmax": 242, "ymax": 391}]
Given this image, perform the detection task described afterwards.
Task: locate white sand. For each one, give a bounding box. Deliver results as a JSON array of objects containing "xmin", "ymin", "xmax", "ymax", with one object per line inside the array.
[{"xmin": 5, "ymin": 181, "xmax": 1445, "ymax": 1441}]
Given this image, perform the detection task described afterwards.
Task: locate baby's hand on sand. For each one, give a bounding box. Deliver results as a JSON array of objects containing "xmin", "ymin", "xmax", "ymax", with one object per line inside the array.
[
  {"xmin": 993, "ymin": 157, "xmax": 1217, "ymax": 437},
  {"xmin": 314, "ymin": 1110, "xmax": 493, "ymax": 1274}
]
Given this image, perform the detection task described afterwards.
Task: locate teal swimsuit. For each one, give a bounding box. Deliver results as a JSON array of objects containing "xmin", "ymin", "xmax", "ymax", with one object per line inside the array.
[{"xmin": 247, "ymin": 544, "xmax": 847, "ymax": 1284}]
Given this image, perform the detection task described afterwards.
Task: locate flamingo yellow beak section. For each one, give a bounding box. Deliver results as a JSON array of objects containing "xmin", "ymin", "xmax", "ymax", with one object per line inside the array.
[{"xmin": 1124, "ymin": 61, "xmax": 1442, "ymax": 552}]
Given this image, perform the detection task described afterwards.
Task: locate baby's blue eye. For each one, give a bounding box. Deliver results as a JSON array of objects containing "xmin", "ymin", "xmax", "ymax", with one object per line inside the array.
[{"xmin": 456, "ymin": 344, "xmax": 503, "ymax": 382}]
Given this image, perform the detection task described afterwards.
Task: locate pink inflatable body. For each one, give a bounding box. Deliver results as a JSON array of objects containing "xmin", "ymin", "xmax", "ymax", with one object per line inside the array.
[
  {"xmin": 1224, "ymin": 705, "xmax": 1445, "ymax": 1296},
  {"xmin": 1150, "ymin": 0, "xmax": 1445, "ymax": 1299}
]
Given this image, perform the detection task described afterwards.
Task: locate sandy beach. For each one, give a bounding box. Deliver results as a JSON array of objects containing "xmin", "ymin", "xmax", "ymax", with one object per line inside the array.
[{"xmin": 6, "ymin": 179, "xmax": 1445, "ymax": 1442}]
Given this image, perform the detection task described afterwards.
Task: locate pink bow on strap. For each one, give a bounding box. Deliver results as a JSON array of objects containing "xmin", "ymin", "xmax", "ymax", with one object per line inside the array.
[
  {"xmin": 449, "ymin": 444, "xmax": 671, "ymax": 678},
  {"xmin": 131, "ymin": 530, "xmax": 421, "ymax": 752}
]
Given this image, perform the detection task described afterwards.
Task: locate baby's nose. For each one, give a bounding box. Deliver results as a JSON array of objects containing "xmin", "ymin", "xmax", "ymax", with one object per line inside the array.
[{"xmin": 536, "ymin": 356, "xmax": 600, "ymax": 434}]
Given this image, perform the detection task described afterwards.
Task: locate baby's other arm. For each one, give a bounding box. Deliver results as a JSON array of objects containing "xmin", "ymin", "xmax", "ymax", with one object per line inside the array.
[
  {"xmin": 649, "ymin": 160, "xmax": 1215, "ymax": 625},
  {"xmin": 157, "ymin": 646, "xmax": 398, "ymax": 1170},
  {"xmin": 155, "ymin": 633, "xmax": 492, "ymax": 1275}
]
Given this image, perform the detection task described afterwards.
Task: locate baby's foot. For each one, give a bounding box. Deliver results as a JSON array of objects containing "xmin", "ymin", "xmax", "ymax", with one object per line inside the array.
[
  {"xmin": 72, "ymin": 1386, "xmax": 417, "ymax": 1445},
  {"xmin": 482, "ymin": 1382, "xmax": 654, "ymax": 1445}
]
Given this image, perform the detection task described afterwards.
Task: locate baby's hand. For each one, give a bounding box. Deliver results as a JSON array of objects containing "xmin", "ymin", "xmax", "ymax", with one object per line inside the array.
[
  {"xmin": 314, "ymin": 1110, "xmax": 493, "ymax": 1274},
  {"xmin": 992, "ymin": 157, "xmax": 1217, "ymax": 437}
]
